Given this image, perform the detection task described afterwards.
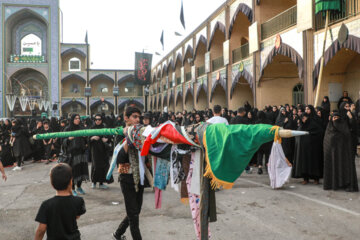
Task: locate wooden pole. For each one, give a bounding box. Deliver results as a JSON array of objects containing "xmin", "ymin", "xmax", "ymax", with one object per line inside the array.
[{"xmin": 314, "ymin": 10, "xmax": 329, "ymax": 106}]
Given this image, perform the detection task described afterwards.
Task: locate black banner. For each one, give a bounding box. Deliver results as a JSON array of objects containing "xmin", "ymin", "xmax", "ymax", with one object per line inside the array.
[{"xmin": 134, "ymin": 52, "xmax": 152, "ymax": 85}]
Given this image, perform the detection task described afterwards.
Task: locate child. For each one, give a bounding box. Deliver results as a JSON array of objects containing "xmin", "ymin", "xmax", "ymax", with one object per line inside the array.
[{"xmin": 34, "ymin": 163, "xmax": 86, "ymax": 240}]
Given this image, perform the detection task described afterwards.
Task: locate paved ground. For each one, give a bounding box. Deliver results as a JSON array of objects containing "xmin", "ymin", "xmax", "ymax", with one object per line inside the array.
[{"xmin": 0, "ymin": 159, "xmax": 359, "ymax": 240}]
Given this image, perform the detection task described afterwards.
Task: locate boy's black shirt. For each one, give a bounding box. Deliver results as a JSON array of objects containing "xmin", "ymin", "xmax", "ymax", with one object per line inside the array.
[{"xmin": 35, "ymin": 195, "xmax": 86, "ymax": 240}]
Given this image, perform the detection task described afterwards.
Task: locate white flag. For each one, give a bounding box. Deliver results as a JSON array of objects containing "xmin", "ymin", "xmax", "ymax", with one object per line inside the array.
[
  {"xmin": 6, "ymin": 95, "xmax": 17, "ymax": 111},
  {"xmin": 19, "ymin": 96, "xmax": 28, "ymax": 112}
]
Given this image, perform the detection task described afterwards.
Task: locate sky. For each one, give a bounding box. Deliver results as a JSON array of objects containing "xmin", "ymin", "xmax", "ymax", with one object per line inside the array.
[{"xmin": 59, "ymin": 0, "xmax": 226, "ymax": 70}]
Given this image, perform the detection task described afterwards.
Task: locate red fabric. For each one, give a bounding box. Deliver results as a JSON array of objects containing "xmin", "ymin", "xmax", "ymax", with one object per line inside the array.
[{"xmin": 141, "ymin": 123, "xmax": 192, "ymax": 156}]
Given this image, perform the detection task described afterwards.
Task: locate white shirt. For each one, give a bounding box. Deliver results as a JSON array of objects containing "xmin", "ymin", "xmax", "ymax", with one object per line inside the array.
[{"xmin": 207, "ymin": 116, "xmax": 229, "ymax": 125}]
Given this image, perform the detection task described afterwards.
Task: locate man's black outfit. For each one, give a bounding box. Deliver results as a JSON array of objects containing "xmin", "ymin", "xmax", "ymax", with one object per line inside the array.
[{"xmin": 114, "ymin": 148, "xmax": 144, "ymax": 240}]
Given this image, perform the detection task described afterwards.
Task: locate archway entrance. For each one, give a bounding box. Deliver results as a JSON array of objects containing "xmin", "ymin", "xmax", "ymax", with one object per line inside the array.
[
  {"xmin": 7, "ymin": 68, "xmax": 48, "ymax": 117},
  {"xmin": 317, "ymin": 48, "xmax": 360, "ymax": 110},
  {"xmin": 91, "ymin": 101, "xmax": 114, "ymax": 115},
  {"xmin": 197, "ymin": 89, "xmax": 207, "ymax": 110},
  {"xmin": 185, "ymin": 93, "xmax": 194, "ymax": 111},
  {"xmin": 258, "ymin": 54, "xmax": 303, "ymax": 108},
  {"xmin": 229, "ymin": 77, "xmax": 253, "ymax": 111},
  {"xmin": 210, "ymin": 85, "xmax": 226, "ymax": 109}
]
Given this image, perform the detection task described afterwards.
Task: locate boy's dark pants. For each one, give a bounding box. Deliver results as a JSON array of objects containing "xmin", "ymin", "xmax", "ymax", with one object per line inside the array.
[{"xmin": 114, "ymin": 174, "xmax": 144, "ymax": 240}]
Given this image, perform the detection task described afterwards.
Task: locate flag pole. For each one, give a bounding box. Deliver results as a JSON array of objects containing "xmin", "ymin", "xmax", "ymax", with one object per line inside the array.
[{"xmin": 314, "ymin": 10, "xmax": 329, "ymax": 106}]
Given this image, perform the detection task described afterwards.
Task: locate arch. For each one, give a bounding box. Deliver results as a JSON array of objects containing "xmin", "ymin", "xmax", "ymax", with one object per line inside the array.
[
  {"xmin": 313, "ymin": 34, "xmax": 360, "ymax": 89},
  {"xmin": 118, "ymin": 74, "xmax": 134, "ymax": 84},
  {"xmin": 62, "ymin": 100, "xmax": 86, "ymax": 109},
  {"xmin": 166, "ymin": 59, "xmax": 174, "ymax": 73},
  {"xmin": 61, "ymin": 48, "xmax": 87, "ymax": 58},
  {"xmin": 208, "ymin": 22, "xmax": 226, "ymax": 51},
  {"xmin": 196, "ymin": 84, "xmax": 208, "ymax": 102},
  {"xmin": 173, "ymin": 53, "xmax": 183, "ymax": 70},
  {"xmin": 169, "ymin": 91, "xmax": 174, "ymax": 105},
  {"xmin": 183, "ymin": 45, "xmax": 194, "ymax": 65},
  {"xmin": 261, "ymin": 43, "xmax": 304, "ymax": 79},
  {"xmin": 162, "ymin": 63, "xmax": 167, "ymax": 77},
  {"xmin": 90, "ymin": 99, "xmax": 115, "ymax": 109},
  {"xmin": 194, "ymin": 35, "xmax": 207, "ymax": 61},
  {"xmin": 163, "ymin": 95, "xmax": 168, "ymax": 106},
  {"xmin": 157, "ymin": 95, "xmax": 162, "ymax": 109},
  {"xmin": 61, "ymin": 73, "xmax": 86, "ymax": 83},
  {"xmin": 184, "ymin": 86, "xmax": 193, "ymax": 101},
  {"xmin": 156, "ymin": 68, "xmax": 161, "ymax": 78},
  {"xmin": 118, "ymin": 99, "xmax": 144, "ymax": 110},
  {"xmin": 210, "ymin": 76, "xmax": 227, "ymax": 102},
  {"xmin": 6, "ymin": 9, "xmax": 48, "ymax": 59},
  {"xmin": 152, "ymin": 73, "xmax": 157, "ymax": 83},
  {"xmin": 230, "ymin": 70, "xmax": 253, "ymax": 98},
  {"xmin": 229, "ymin": 4, "xmax": 253, "ymax": 38},
  {"xmin": 184, "ymin": 90, "xmax": 194, "ymax": 111},
  {"xmin": 153, "ymin": 96, "xmax": 157, "ymax": 109},
  {"xmin": 176, "ymin": 91, "xmax": 183, "ymax": 105},
  {"xmin": 8, "ymin": 68, "xmax": 48, "ymax": 98},
  {"xmin": 90, "ymin": 74, "xmax": 114, "ymax": 84}
]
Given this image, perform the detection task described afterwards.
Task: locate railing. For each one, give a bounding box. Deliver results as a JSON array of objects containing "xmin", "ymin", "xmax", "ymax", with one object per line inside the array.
[
  {"xmin": 315, "ymin": 0, "xmax": 360, "ymax": 30},
  {"xmin": 232, "ymin": 43, "xmax": 249, "ymax": 63},
  {"xmin": 261, "ymin": 5, "xmax": 297, "ymax": 40},
  {"xmin": 186, "ymin": 72, "xmax": 192, "ymax": 81},
  {"xmin": 212, "ymin": 56, "xmax": 224, "ymax": 71},
  {"xmin": 197, "ymin": 65, "xmax": 205, "ymax": 77}
]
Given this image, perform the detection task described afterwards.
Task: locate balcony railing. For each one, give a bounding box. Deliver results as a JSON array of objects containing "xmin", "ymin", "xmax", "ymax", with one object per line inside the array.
[
  {"xmin": 212, "ymin": 56, "xmax": 224, "ymax": 71},
  {"xmin": 315, "ymin": 0, "xmax": 359, "ymax": 30},
  {"xmin": 186, "ymin": 72, "xmax": 192, "ymax": 81},
  {"xmin": 197, "ymin": 65, "xmax": 205, "ymax": 77},
  {"xmin": 232, "ymin": 43, "xmax": 249, "ymax": 63},
  {"xmin": 261, "ymin": 5, "xmax": 297, "ymax": 40}
]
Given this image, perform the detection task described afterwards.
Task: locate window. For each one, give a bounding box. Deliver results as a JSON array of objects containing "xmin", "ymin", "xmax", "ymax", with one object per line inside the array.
[
  {"xmin": 293, "ymin": 84, "xmax": 304, "ymax": 106},
  {"xmin": 69, "ymin": 57, "xmax": 81, "ymax": 71},
  {"xmin": 125, "ymin": 82, "xmax": 134, "ymax": 93},
  {"xmin": 71, "ymin": 83, "xmax": 79, "ymax": 93},
  {"xmin": 21, "ymin": 34, "xmax": 42, "ymax": 56},
  {"xmin": 98, "ymin": 83, "xmax": 109, "ymax": 93}
]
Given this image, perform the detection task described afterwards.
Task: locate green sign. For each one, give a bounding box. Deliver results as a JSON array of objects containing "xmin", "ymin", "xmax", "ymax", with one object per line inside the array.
[
  {"xmin": 23, "ymin": 48, "xmax": 33, "ymax": 52},
  {"xmin": 10, "ymin": 55, "xmax": 45, "ymax": 63}
]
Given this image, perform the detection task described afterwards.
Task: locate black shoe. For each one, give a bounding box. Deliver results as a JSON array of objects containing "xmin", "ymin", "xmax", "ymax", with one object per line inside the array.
[
  {"xmin": 112, "ymin": 232, "xmax": 126, "ymax": 240},
  {"xmin": 257, "ymin": 168, "xmax": 263, "ymax": 175}
]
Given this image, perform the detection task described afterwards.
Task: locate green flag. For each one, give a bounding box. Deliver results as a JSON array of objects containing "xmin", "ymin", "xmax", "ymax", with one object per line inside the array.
[
  {"xmin": 204, "ymin": 124, "xmax": 277, "ymax": 189},
  {"xmin": 315, "ymin": 0, "xmax": 342, "ymax": 14}
]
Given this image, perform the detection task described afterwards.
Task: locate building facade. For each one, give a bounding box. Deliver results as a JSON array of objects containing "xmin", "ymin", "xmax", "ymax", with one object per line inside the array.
[
  {"xmin": 150, "ymin": 0, "xmax": 360, "ymax": 112},
  {"xmin": 0, "ymin": 0, "xmax": 143, "ymax": 117}
]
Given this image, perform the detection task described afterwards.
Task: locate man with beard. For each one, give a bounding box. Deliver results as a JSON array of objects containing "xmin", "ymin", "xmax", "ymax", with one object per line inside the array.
[{"xmin": 323, "ymin": 111, "xmax": 358, "ymax": 192}]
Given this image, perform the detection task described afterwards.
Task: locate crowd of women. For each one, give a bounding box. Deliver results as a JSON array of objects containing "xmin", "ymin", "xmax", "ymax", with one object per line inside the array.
[{"xmin": 1, "ymin": 93, "xmax": 358, "ymax": 192}]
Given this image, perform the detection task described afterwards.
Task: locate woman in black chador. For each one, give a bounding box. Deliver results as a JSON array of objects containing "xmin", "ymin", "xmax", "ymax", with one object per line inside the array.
[
  {"xmin": 10, "ymin": 119, "xmax": 32, "ymax": 170},
  {"xmin": 292, "ymin": 113, "xmax": 324, "ymax": 184},
  {"xmin": 89, "ymin": 114, "xmax": 113, "ymax": 189},
  {"xmin": 275, "ymin": 107, "xmax": 297, "ymax": 164},
  {"xmin": 64, "ymin": 114, "xmax": 89, "ymax": 196},
  {"xmin": 323, "ymin": 111, "xmax": 358, "ymax": 192}
]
